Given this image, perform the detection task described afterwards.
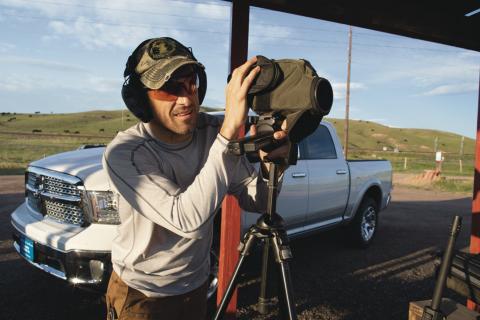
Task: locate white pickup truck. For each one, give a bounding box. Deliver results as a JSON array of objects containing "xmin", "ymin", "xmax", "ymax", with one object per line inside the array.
[{"xmin": 10, "ymin": 117, "xmax": 392, "ymax": 298}]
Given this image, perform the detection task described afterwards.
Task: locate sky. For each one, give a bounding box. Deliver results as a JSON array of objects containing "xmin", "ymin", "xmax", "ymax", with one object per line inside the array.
[{"xmin": 0, "ymin": 0, "xmax": 479, "ymax": 138}]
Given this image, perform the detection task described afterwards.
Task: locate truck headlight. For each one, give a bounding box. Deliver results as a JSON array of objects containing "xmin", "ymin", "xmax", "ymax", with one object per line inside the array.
[{"xmin": 85, "ymin": 191, "xmax": 120, "ymax": 224}]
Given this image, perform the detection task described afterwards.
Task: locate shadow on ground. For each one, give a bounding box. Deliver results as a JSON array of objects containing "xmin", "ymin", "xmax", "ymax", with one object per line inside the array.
[{"xmin": 234, "ymin": 196, "xmax": 472, "ymax": 320}]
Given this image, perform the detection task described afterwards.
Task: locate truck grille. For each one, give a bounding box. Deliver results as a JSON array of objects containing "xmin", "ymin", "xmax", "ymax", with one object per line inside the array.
[
  {"xmin": 26, "ymin": 167, "xmax": 87, "ymax": 226},
  {"xmin": 44, "ymin": 199, "xmax": 85, "ymax": 225},
  {"xmin": 42, "ymin": 176, "xmax": 82, "ymax": 197}
]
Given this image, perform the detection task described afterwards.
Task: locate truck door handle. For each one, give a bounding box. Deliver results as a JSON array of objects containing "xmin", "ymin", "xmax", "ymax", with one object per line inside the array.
[
  {"xmin": 336, "ymin": 170, "xmax": 347, "ymax": 175},
  {"xmin": 292, "ymin": 172, "xmax": 306, "ymax": 178}
]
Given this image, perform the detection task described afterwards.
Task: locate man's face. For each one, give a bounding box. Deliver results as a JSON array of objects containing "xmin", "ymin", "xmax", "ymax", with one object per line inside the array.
[{"xmin": 147, "ymin": 72, "xmax": 200, "ymax": 143}]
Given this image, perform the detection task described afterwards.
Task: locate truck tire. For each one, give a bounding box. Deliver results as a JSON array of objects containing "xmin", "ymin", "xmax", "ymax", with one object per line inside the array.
[{"xmin": 348, "ymin": 196, "xmax": 378, "ymax": 248}]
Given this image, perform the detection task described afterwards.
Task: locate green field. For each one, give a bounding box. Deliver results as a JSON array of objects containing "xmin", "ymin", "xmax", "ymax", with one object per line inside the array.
[
  {"xmin": 330, "ymin": 118, "xmax": 475, "ymax": 177},
  {"xmin": 0, "ymin": 110, "xmax": 476, "ymax": 185}
]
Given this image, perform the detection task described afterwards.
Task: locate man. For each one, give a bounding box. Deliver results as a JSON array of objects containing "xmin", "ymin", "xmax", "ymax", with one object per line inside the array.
[{"xmin": 103, "ymin": 37, "xmax": 287, "ymax": 319}]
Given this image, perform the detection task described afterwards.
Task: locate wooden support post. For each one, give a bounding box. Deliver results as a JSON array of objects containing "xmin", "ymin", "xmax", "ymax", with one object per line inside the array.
[
  {"xmin": 217, "ymin": 1, "xmax": 249, "ymax": 319},
  {"xmin": 404, "ymin": 157, "xmax": 408, "ymax": 170},
  {"xmin": 468, "ymin": 71, "xmax": 480, "ymax": 311}
]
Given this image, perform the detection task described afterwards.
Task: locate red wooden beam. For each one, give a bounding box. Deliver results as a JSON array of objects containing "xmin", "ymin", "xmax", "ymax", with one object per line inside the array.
[
  {"xmin": 217, "ymin": 1, "xmax": 250, "ymax": 318},
  {"xmin": 468, "ymin": 71, "xmax": 480, "ymax": 311}
]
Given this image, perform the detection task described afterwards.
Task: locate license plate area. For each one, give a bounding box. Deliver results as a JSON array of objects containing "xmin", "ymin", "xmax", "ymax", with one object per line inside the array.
[{"xmin": 19, "ymin": 235, "xmax": 35, "ymax": 262}]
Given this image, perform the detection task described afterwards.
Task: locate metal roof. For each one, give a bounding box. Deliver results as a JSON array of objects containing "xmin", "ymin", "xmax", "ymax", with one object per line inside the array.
[{"xmin": 226, "ymin": 0, "xmax": 480, "ymax": 52}]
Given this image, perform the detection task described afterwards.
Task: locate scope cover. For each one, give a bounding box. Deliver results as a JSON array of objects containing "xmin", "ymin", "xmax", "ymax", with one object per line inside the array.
[
  {"xmin": 247, "ymin": 55, "xmax": 282, "ymax": 95},
  {"xmin": 249, "ymin": 57, "xmax": 333, "ymax": 143}
]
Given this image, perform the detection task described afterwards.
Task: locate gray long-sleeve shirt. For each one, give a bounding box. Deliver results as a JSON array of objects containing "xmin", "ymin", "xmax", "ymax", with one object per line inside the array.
[{"xmin": 103, "ymin": 112, "xmax": 268, "ymax": 297}]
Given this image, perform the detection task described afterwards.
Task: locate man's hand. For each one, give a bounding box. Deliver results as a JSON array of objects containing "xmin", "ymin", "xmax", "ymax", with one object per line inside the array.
[
  {"xmin": 250, "ymin": 120, "xmax": 290, "ymax": 176},
  {"xmin": 220, "ymin": 57, "xmax": 260, "ymax": 140}
]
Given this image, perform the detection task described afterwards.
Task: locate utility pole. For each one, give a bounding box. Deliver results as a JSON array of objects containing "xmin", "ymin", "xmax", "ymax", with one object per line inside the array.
[{"xmin": 344, "ymin": 26, "xmax": 352, "ymax": 159}]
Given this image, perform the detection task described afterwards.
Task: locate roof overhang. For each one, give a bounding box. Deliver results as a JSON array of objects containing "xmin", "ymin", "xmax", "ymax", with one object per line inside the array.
[{"xmin": 224, "ymin": 0, "xmax": 480, "ymax": 52}]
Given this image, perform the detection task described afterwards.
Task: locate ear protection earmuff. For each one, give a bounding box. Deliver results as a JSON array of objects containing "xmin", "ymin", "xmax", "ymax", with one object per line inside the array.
[{"xmin": 121, "ymin": 38, "xmax": 207, "ymax": 123}]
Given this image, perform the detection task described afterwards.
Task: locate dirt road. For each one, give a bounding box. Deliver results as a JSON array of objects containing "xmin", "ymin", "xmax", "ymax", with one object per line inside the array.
[{"xmin": 0, "ymin": 176, "xmax": 473, "ymax": 319}]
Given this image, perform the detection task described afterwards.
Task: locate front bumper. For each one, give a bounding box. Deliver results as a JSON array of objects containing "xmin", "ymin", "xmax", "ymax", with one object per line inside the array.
[{"xmin": 12, "ymin": 228, "xmax": 111, "ymax": 287}]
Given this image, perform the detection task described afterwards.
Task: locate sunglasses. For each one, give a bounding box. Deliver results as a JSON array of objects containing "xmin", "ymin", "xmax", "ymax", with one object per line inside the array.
[{"xmin": 148, "ymin": 74, "xmax": 199, "ymax": 101}]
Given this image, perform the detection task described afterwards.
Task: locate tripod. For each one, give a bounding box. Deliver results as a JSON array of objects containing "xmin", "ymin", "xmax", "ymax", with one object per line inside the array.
[{"xmin": 213, "ymin": 162, "xmax": 297, "ymax": 320}]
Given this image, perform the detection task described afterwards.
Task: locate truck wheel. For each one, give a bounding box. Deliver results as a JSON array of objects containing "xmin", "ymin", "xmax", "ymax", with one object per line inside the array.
[{"xmin": 348, "ymin": 196, "xmax": 378, "ymax": 248}]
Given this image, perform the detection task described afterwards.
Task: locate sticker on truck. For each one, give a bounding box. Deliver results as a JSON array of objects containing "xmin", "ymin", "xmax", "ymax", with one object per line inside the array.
[{"xmin": 19, "ymin": 235, "xmax": 35, "ymax": 262}]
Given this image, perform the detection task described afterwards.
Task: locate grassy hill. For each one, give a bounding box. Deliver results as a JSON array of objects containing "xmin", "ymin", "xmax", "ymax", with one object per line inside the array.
[
  {"xmin": 0, "ymin": 110, "xmax": 475, "ymax": 176},
  {"xmin": 327, "ymin": 118, "xmax": 474, "ymax": 154}
]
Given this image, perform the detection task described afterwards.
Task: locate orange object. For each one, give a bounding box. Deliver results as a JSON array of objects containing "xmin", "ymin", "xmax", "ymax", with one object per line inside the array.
[
  {"xmin": 468, "ymin": 73, "xmax": 480, "ymax": 311},
  {"xmin": 216, "ymin": 1, "xmax": 250, "ymax": 318}
]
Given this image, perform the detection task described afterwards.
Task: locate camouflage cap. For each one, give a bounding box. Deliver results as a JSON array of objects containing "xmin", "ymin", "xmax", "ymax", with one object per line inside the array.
[{"xmin": 127, "ymin": 37, "xmax": 204, "ymax": 90}]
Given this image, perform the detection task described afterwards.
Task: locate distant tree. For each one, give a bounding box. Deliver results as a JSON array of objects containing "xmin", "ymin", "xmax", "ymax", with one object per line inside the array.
[
  {"xmin": 28, "ymin": 114, "xmax": 32, "ymax": 117},
  {"xmin": 74, "ymin": 131, "xmax": 80, "ymax": 134},
  {"xmin": 35, "ymin": 111, "xmax": 40, "ymax": 114},
  {"xmin": 101, "ymin": 115, "xmax": 107, "ymax": 119},
  {"xmin": 64, "ymin": 130, "xmax": 70, "ymax": 133},
  {"xmin": 32, "ymin": 129, "xmax": 42, "ymax": 133},
  {"xmin": 371, "ymin": 128, "xmax": 375, "ymax": 132},
  {"xmin": 99, "ymin": 128, "xmax": 105, "ymax": 132}
]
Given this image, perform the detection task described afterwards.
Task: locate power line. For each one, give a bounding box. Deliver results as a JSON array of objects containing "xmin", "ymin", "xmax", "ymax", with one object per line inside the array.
[
  {"xmin": 1, "ymin": 0, "xmax": 467, "ymax": 53},
  {"xmin": 0, "ymin": 0, "xmax": 230, "ymax": 22},
  {"xmin": 0, "ymin": 12, "xmax": 473, "ymax": 54},
  {"xmin": 0, "ymin": 12, "xmax": 230, "ymax": 35}
]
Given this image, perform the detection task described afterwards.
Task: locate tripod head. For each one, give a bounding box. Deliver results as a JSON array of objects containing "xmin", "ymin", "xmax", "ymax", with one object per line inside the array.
[{"xmin": 227, "ymin": 114, "xmax": 298, "ymax": 166}]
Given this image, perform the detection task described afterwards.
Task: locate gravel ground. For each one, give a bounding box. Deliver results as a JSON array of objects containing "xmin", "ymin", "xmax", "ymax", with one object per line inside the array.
[{"xmin": 0, "ymin": 175, "xmax": 473, "ymax": 319}]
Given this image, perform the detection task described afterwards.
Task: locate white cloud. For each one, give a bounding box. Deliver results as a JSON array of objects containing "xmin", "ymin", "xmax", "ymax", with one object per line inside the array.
[
  {"xmin": 332, "ymin": 82, "xmax": 366, "ymax": 99},
  {"xmin": 87, "ymin": 76, "xmax": 121, "ymax": 92},
  {"xmin": 1, "ymin": 0, "xmax": 229, "ymax": 50},
  {"xmin": 48, "ymin": 17, "xmax": 153, "ymax": 49},
  {"xmin": 0, "ymin": 42, "xmax": 15, "ymax": 52},
  {"xmin": 420, "ymin": 83, "xmax": 478, "ymax": 96},
  {"xmin": 0, "ymin": 0, "xmax": 81, "ymax": 18},
  {"xmin": 249, "ymin": 21, "xmax": 295, "ymax": 51},
  {"xmin": 0, "ymin": 74, "xmax": 47, "ymax": 91},
  {"xmin": 458, "ymin": 50, "xmax": 480, "ymax": 59},
  {"xmin": 0, "ymin": 72, "xmax": 120, "ymax": 92},
  {"xmin": 193, "ymin": 2, "xmax": 229, "ymax": 20},
  {"xmin": 328, "ymin": 103, "xmax": 361, "ymax": 118},
  {"xmin": 0, "ymin": 56, "xmax": 88, "ymax": 72},
  {"xmin": 373, "ymin": 50, "xmax": 479, "ymax": 87}
]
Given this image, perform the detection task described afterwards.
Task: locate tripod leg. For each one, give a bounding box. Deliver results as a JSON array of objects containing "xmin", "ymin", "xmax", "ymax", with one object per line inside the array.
[
  {"xmin": 213, "ymin": 231, "xmax": 257, "ymax": 320},
  {"xmin": 277, "ymin": 260, "xmax": 297, "ymax": 320},
  {"xmin": 258, "ymin": 238, "xmax": 271, "ymax": 314},
  {"xmin": 271, "ymin": 233, "xmax": 297, "ymax": 320}
]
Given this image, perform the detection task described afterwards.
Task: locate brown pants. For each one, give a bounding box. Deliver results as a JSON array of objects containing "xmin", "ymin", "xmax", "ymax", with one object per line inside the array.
[{"xmin": 106, "ymin": 271, "xmax": 208, "ymax": 320}]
